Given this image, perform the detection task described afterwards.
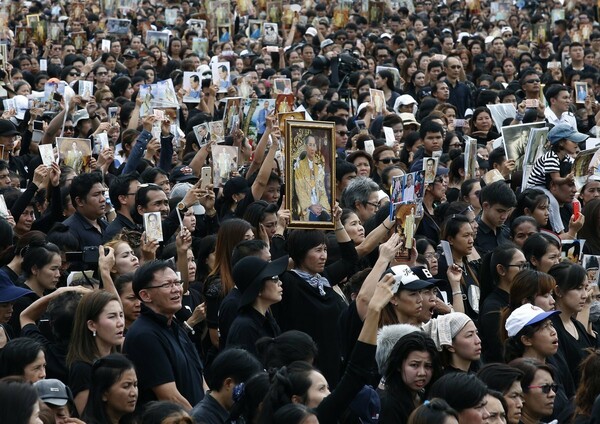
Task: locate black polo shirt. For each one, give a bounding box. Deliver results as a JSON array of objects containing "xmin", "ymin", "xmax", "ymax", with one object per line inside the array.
[
  {"xmin": 190, "ymin": 393, "xmax": 229, "ymax": 424},
  {"xmin": 103, "ymin": 212, "xmax": 140, "ymax": 242},
  {"xmin": 124, "ymin": 304, "xmax": 204, "ymax": 407},
  {"xmin": 63, "ymin": 211, "xmax": 108, "ymax": 249},
  {"xmin": 226, "ymin": 307, "xmax": 280, "ymax": 357},
  {"xmin": 474, "ymin": 216, "xmax": 510, "ymax": 256}
]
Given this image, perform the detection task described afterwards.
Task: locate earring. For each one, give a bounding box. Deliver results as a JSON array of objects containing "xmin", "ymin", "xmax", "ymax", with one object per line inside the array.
[{"xmin": 92, "ymin": 330, "xmax": 96, "ymax": 337}]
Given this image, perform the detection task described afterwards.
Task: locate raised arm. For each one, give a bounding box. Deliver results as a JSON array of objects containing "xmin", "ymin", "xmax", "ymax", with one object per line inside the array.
[
  {"xmin": 356, "ymin": 233, "xmax": 401, "ymax": 320},
  {"xmin": 20, "ymin": 286, "xmax": 90, "ymax": 328},
  {"xmin": 355, "ymin": 215, "xmax": 394, "ymax": 257}
]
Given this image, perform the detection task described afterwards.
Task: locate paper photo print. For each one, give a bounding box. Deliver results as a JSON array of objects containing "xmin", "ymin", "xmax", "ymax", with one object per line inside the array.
[
  {"xmin": 144, "ymin": 212, "xmax": 163, "ymax": 242},
  {"xmin": 212, "ymin": 145, "xmax": 239, "ymax": 187},
  {"xmin": 212, "ymin": 62, "xmax": 231, "ymax": 93},
  {"xmin": 182, "ymin": 72, "xmax": 203, "ymax": 103}
]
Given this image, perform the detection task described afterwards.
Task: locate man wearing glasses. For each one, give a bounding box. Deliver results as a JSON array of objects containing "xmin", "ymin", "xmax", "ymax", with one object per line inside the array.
[
  {"xmin": 443, "ymin": 56, "xmax": 472, "ymax": 118},
  {"xmin": 125, "ymin": 260, "xmax": 205, "ymax": 410}
]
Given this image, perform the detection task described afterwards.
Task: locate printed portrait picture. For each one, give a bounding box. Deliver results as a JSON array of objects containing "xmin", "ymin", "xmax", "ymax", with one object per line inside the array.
[
  {"xmin": 57, "ymin": 138, "xmax": 92, "ymax": 174},
  {"xmin": 182, "ymin": 72, "xmax": 203, "ymax": 103},
  {"xmin": 501, "ymin": 122, "xmax": 545, "ymax": 171},
  {"xmin": 193, "ymin": 123, "xmax": 210, "ymax": 146},
  {"xmin": 223, "ymin": 97, "xmax": 244, "ymax": 136},
  {"xmin": 144, "ymin": 212, "xmax": 163, "ymax": 242},
  {"xmin": 575, "ymin": 81, "xmax": 588, "ymax": 104},
  {"xmin": 212, "ymin": 145, "xmax": 239, "ymax": 187},
  {"xmin": 285, "ymin": 120, "xmax": 336, "ymax": 229},
  {"xmin": 262, "ymin": 22, "xmax": 279, "ymax": 45},
  {"xmin": 212, "ymin": 62, "xmax": 231, "ymax": 93},
  {"xmin": 369, "ymin": 88, "xmax": 386, "ymax": 116},
  {"xmin": 243, "ymin": 98, "xmax": 275, "ymax": 146}
]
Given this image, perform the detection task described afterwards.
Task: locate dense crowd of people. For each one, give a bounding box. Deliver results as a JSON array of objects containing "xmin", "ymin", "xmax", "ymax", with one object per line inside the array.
[{"xmin": 2, "ymin": 0, "xmax": 600, "ymax": 423}]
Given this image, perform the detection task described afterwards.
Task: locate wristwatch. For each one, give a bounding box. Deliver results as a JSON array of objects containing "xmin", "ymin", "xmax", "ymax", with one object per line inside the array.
[{"xmin": 177, "ymin": 201, "xmax": 187, "ymax": 211}]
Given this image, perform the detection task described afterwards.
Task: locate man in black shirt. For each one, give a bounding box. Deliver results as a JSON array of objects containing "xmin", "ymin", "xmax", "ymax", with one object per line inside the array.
[
  {"xmin": 474, "ymin": 181, "xmax": 516, "ymax": 255},
  {"xmin": 124, "ymin": 260, "xmax": 205, "ymax": 409}
]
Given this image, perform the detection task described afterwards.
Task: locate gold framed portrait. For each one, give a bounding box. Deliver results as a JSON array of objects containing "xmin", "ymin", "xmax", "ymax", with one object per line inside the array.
[{"xmin": 285, "ymin": 120, "xmax": 336, "ymax": 230}]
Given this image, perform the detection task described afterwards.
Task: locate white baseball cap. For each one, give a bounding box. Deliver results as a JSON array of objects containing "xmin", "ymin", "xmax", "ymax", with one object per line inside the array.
[
  {"xmin": 505, "ymin": 304, "xmax": 560, "ymax": 337},
  {"xmin": 305, "ymin": 27, "xmax": 318, "ymax": 37}
]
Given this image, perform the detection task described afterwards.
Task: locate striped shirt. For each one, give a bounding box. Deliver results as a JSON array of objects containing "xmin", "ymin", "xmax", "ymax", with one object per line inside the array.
[{"xmin": 527, "ymin": 150, "xmax": 560, "ymax": 187}]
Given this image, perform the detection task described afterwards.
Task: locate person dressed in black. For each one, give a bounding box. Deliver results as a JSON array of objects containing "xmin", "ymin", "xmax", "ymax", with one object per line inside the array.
[{"xmin": 226, "ymin": 255, "xmax": 289, "ymax": 357}]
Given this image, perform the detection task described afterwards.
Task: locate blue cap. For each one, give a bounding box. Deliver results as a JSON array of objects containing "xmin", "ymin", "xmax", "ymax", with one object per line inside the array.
[
  {"xmin": 0, "ymin": 270, "xmax": 32, "ymax": 303},
  {"xmin": 548, "ymin": 124, "xmax": 589, "ymax": 145}
]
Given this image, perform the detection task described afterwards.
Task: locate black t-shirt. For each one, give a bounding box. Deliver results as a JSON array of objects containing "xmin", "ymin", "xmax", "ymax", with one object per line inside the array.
[
  {"xmin": 69, "ymin": 360, "xmax": 92, "ymax": 398},
  {"xmin": 123, "ymin": 305, "xmax": 205, "ymax": 407},
  {"xmin": 551, "ymin": 314, "xmax": 597, "ymax": 386},
  {"xmin": 21, "ymin": 323, "xmax": 69, "ymax": 383},
  {"xmin": 218, "ymin": 287, "xmax": 241, "ymax": 349}
]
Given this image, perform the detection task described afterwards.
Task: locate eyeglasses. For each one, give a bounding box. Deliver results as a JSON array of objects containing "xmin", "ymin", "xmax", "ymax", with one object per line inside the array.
[
  {"xmin": 379, "ymin": 157, "xmax": 400, "ymax": 164},
  {"xmin": 525, "ymin": 79, "xmax": 540, "ymax": 84},
  {"xmin": 366, "ymin": 201, "xmax": 380, "ymax": 209},
  {"xmin": 336, "ymin": 130, "xmax": 349, "ymax": 136},
  {"xmin": 506, "ymin": 263, "xmax": 528, "ymax": 270},
  {"xmin": 96, "ymin": 71, "xmax": 108, "ymax": 75},
  {"xmin": 145, "ymin": 281, "xmax": 184, "ymax": 290},
  {"xmin": 424, "ymin": 252, "xmax": 440, "ymax": 259},
  {"xmin": 528, "ymin": 384, "xmax": 558, "ymax": 394}
]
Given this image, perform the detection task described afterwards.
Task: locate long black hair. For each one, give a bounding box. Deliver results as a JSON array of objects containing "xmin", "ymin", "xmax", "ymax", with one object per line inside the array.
[
  {"xmin": 384, "ymin": 332, "xmax": 442, "ymax": 420},
  {"xmin": 82, "ymin": 354, "xmax": 136, "ymax": 424}
]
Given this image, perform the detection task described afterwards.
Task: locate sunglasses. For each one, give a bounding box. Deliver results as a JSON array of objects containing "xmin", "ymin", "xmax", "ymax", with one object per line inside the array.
[
  {"xmin": 69, "ymin": 72, "xmax": 79, "ymax": 77},
  {"xmin": 379, "ymin": 157, "xmax": 400, "ymax": 164},
  {"xmin": 528, "ymin": 384, "xmax": 558, "ymax": 394},
  {"xmin": 64, "ymin": 126, "xmax": 75, "ymax": 131}
]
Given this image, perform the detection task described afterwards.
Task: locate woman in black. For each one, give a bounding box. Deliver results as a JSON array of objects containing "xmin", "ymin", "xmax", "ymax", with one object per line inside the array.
[
  {"xmin": 548, "ymin": 262, "xmax": 598, "ymax": 386},
  {"xmin": 226, "ymin": 255, "xmax": 289, "ymax": 356},
  {"xmin": 379, "ymin": 332, "xmax": 442, "ymax": 423},
  {"xmin": 272, "ymin": 212, "xmax": 359, "ymax": 388}
]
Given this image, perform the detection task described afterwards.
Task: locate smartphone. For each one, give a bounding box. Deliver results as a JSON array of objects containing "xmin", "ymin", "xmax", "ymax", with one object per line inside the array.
[
  {"xmin": 33, "ymin": 120, "xmax": 43, "ymax": 131},
  {"xmin": 201, "ymin": 166, "xmax": 211, "ymax": 189},
  {"xmin": 454, "ymin": 119, "xmax": 465, "ymax": 128},
  {"xmin": 573, "ymin": 199, "xmax": 581, "ymax": 220},
  {"xmin": 52, "ymin": 92, "xmax": 63, "ymax": 102}
]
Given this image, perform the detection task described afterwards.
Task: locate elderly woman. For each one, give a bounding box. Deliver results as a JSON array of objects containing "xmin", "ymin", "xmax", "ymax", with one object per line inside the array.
[{"xmin": 272, "ymin": 206, "xmax": 358, "ymax": 387}]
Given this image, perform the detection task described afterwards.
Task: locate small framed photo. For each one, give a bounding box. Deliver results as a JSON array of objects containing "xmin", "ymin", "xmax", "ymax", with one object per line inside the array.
[
  {"xmin": 57, "ymin": 137, "xmax": 92, "ymax": 174},
  {"xmin": 285, "ymin": 120, "xmax": 336, "ymax": 229},
  {"xmin": 145, "ymin": 30, "xmax": 170, "ymax": 50},
  {"xmin": 423, "ymin": 157, "xmax": 439, "ymax": 184},
  {"xmin": 575, "ymin": 81, "xmax": 588, "ymax": 104},
  {"xmin": 262, "ymin": 22, "xmax": 279, "ymax": 45},
  {"xmin": 144, "ymin": 212, "xmax": 163, "ymax": 242},
  {"xmin": 78, "ymin": 80, "xmax": 94, "ymax": 100},
  {"xmin": 369, "ymin": 88, "xmax": 386, "ymax": 116},
  {"xmin": 106, "ymin": 18, "xmax": 131, "ymax": 34},
  {"xmin": 247, "ymin": 19, "xmax": 263, "ymax": 39},
  {"xmin": 217, "ymin": 24, "xmax": 231, "ymax": 43},
  {"xmin": 108, "ymin": 107, "xmax": 119, "ymax": 126},
  {"xmin": 273, "ymin": 78, "xmax": 292, "ymax": 95}
]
